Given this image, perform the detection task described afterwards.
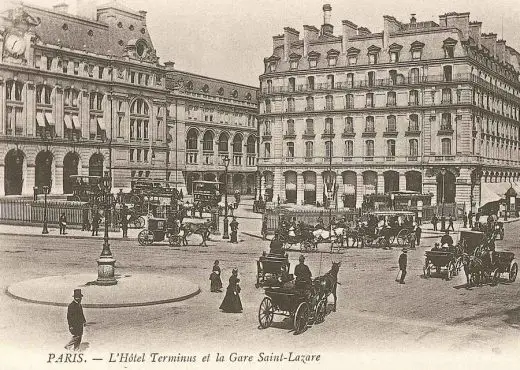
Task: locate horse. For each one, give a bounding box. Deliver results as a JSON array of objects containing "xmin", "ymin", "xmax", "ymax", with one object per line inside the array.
[
  {"xmin": 315, "ymin": 261, "xmax": 341, "ymax": 312},
  {"xmin": 180, "ymin": 220, "xmax": 215, "ymax": 247}
]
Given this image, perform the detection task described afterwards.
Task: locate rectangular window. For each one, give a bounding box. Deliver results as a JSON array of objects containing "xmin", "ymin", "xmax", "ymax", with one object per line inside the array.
[
  {"xmin": 387, "ymin": 140, "xmax": 396, "ymax": 156},
  {"xmin": 345, "ymin": 141, "xmax": 353, "ymax": 157},
  {"xmin": 130, "ymin": 119, "xmax": 135, "ymax": 139},
  {"xmin": 286, "ymin": 142, "xmax": 295, "ymax": 158},
  {"xmin": 130, "ymin": 72, "xmax": 136, "ymax": 84},
  {"xmin": 306, "ymin": 119, "xmax": 314, "ymax": 134},
  {"xmin": 264, "ymin": 142, "xmax": 271, "ymax": 158},
  {"xmin": 137, "ymin": 149, "xmax": 142, "ymax": 162},
  {"xmin": 98, "ymin": 67, "xmax": 104, "ymax": 79},
  {"xmin": 366, "ymin": 141, "xmax": 374, "ymax": 157},
  {"xmin": 287, "ymin": 120, "xmax": 295, "ymax": 135},
  {"xmin": 305, "ymin": 142, "xmax": 313, "ymax": 158},
  {"xmin": 348, "ymin": 56, "xmax": 357, "ymax": 65},
  {"xmin": 369, "ymin": 53, "xmax": 378, "ymax": 65},
  {"xmin": 137, "ymin": 121, "xmax": 142, "ymax": 139},
  {"xmin": 143, "ymin": 121, "xmax": 148, "ymax": 139},
  {"xmin": 390, "ymin": 52, "xmax": 399, "ymax": 63},
  {"xmin": 62, "ymin": 60, "xmax": 68, "ymax": 74},
  {"xmin": 73, "ymin": 62, "xmax": 79, "ymax": 75},
  {"xmin": 325, "ymin": 141, "xmax": 333, "ymax": 158},
  {"xmin": 309, "ymin": 59, "xmax": 317, "ymax": 68},
  {"xmin": 346, "ymin": 95, "xmax": 354, "ymax": 109},
  {"xmin": 412, "ymin": 50, "xmax": 422, "ymax": 60},
  {"xmin": 118, "ymin": 116, "xmax": 123, "ymax": 137},
  {"xmin": 368, "ymin": 71, "xmax": 375, "ymax": 87},
  {"xmin": 144, "ymin": 149, "xmax": 149, "ymax": 162},
  {"xmin": 345, "ymin": 117, "xmax": 353, "ymax": 133},
  {"xmin": 366, "ymin": 93, "xmax": 374, "ymax": 108},
  {"xmin": 35, "ymin": 54, "xmax": 42, "ymax": 69},
  {"xmin": 130, "ymin": 149, "xmax": 135, "ymax": 161},
  {"xmin": 46, "ymin": 57, "xmax": 53, "ymax": 71}
]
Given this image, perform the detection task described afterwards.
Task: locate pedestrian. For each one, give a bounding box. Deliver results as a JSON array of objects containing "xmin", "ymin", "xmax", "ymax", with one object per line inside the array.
[
  {"xmin": 475, "ymin": 211, "xmax": 481, "ymax": 224},
  {"xmin": 432, "ymin": 214, "xmax": 438, "ymax": 232},
  {"xmin": 219, "ymin": 268, "xmax": 242, "ymax": 313},
  {"xmin": 397, "ymin": 248, "xmax": 408, "ymax": 284},
  {"xmin": 261, "ymin": 215, "xmax": 268, "ymax": 240},
  {"xmin": 64, "ymin": 289, "xmax": 86, "ymax": 351},
  {"xmin": 448, "ymin": 214, "xmax": 454, "ymax": 231},
  {"xmin": 230, "ymin": 217, "xmax": 239, "ymax": 243},
  {"xmin": 210, "ymin": 260, "xmax": 223, "ymax": 292},
  {"xmin": 414, "ymin": 224, "xmax": 422, "ymax": 247},
  {"xmin": 59, "ymin": 212, "xmax": 67, "ymax": 235},
  {"xmin": 462, "ymin": 212, "xmax": 468, "ymax": 229},
  {"xmin": 468, "ymin": 210, "xmax": 473, "ymax": 229},
  {"xmin": 91, "ymin": 211, "xmax": 100, "ymax": 236},
  {"xmin": 120, "ymin": 205, "xmax": 129, "ymax": 239}
]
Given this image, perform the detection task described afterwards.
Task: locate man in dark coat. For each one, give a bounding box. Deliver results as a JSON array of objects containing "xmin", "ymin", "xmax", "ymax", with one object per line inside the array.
[
  {"xmin": 120, "ymin": 205, "xmax": 129, "ymax": 239},
  {"xmin": 59, "ymin": 212, "xmax": 67, "ymax": 235},
  {"xmin": 230, "ymin": 217, "xmax": 239, "ymax": 243},
  {"xmin": 91, "ymin": 212, "xmax": 100, "ymax": 236},
  {"xmin": 468, "ymin": 210, "xmax": 473, "ymax": 229},
  {"xmin": 294, "ymin": 255, "xmax": 312, "ymax": 289},
  {"xmin": 268, "ymin": 232, "xmax": 284, "ymax": 256},
  {"xmin": 414, "ymin": 224, "xmax": 422, "ymax": 247},
  {"xmin": 440, "ymin": 230, "xmax": 454, "ymax": 246},
  {"xmin": 82, "ymin": 208, "xmax": 90, "ymax": 231},
  {"xmin": 440, "ymin": 215, "xmax": 446, "ymax": 232},
  {"xmin": 462, "ymin": 212, "xmax": 468, "ymax": 229},
  {"xmin": 431, "ymin": 214, "xmax": 438, "ymax": 232},
  {"xmin": 261, "ymin": 215, "xmax": 268, "ymax": 240},
  {"xmin": 65, "ymin": 289, "xmax": 86, "ymax": 351},
  {"xmin": 448, "ymin": 214, "xmax": 455, "ymax": 231},
  {"xmin": 398, "ymin": 249, "xmax": 408, "ymax": 284}
]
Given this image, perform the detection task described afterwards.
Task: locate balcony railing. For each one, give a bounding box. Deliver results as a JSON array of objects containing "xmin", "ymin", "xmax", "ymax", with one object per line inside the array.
[
  {"xmin": 186, "ymin": 150, "xmax": 198, "ymax": 164},
  {"xmin": 233, "ymin": 153, "xmax": 242, "ymax": 166},
  {"xmin": 246, "ymin": 155, "xmax": 256, "ymax": 166}
]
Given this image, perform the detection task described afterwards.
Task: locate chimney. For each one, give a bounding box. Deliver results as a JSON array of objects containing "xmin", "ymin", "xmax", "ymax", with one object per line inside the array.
[
  {"xmin": 53, "ymin": 3, "xmax": 69, "ymax": 13},
  {"xmin": 357, "ymin": 27, "xmax": 371, "ymax": 36},
  {"xmin": 77, "ymin": 0, "xmax": 97, "ymax": 20},
  {"xmin": 341, "ymin": 20, "xmax": 358, "ymax": 53},
  {"xmin": 321, "ymin": 4, "xmax": 333, "ymax": 35},
  {"xmin": 442, "ymin": 12, "xmax": 470, "ymax": 40},
  {"xmin": 139, "ymin": 10, "xmax": 147, "ymax": 25},
  {"xmin": 481, "ymin": 33, "xmax": 497, "ymax": 57},
  {"xmin": 383, "ymin": 16, "xmax": 400, "ymax": 49},
  {"xmin": 284, "ymin": 27, "xmax": 300, "ymax": 61},
  {"xmin": 410, "ymin": 14, "xmax": 416, "ymax": 24},
  {"xmin": 303, "ymin": 25, "xmax": 319, "ymax": 56},
  {"xmin": 469, "ymin": 21, "xmax": 482, "ymax": 48},
  {"xmin": 496, "ymin": 40, "xmax": 506, "ymax": 63},
  {"xmin": 164, "ymin": 61, "xmax": 175, "ymax": 71}
]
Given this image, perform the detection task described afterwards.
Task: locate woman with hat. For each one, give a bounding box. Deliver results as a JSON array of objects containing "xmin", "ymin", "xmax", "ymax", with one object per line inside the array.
[
  {"xmin": 219, "ymin": 268, "xmax": 242, "ymax": 313},
  {"xmin": 209, "ymin": 260, "xmax": 223, "ymax": 292},
  {"xmin": 65, "ymin": 289, "xmax": 86, "ymax": 351}
]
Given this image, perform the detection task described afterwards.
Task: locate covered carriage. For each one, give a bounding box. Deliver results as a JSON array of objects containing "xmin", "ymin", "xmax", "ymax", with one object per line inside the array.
[
  {"xmin": 255, "ymin": 254, "xmax": 291, "ymax": 288},
  {"xmin": 359, "ymin": 211, "xmax": 416, "ymax": 249}
]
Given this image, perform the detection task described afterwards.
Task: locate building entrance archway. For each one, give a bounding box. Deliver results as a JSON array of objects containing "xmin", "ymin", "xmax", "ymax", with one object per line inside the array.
[{"xmin": 4, "ymin": 149, "xmax": 25, "ymax": 195}]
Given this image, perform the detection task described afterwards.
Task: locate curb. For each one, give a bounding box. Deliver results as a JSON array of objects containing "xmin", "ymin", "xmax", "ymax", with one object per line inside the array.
[{"xmin": 0, "ymin": 232, "xmax": 137, "ymax": 241}]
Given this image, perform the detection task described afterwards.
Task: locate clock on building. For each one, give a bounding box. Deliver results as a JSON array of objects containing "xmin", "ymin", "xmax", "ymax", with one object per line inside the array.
[{"xmin": 4, "ymin": 33, "xmax": 26, "ymax": 57}]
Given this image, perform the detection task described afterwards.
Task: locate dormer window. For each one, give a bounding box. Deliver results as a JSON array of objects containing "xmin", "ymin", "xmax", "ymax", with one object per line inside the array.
[
  {"xmin": 186, "ymin": 81, "xmax": 193, "ymax": 91},
  {"xmin": 327, "ymin": 49, "xmax": 340, "ymax": 67},
  {"xmin": 202, "ymin": 84, "xmax": 209, "ymax": 93},
  {"xmin": 231, "ymin": 90, "xmax": 238, "ymax": 98},
  {"xmin": 367, "ymin": 46, "xmax": 381, "ymax": 65},
  {"xmin": 218, "ymin": 87, "xmax": 224, "ymax": 96},
  {"xmin": 288, "ymin": 53, "xmax": 301, "ymax": 70},
  {"xmin": 346, "ymin": 47, "xmax": 360, "ymax": 66},
  {"xmin": 264, "ymin": 55, "xmax": 280, "ymax": 73},
  {"xmin": 245, "ymin": 93, "xmax": 252, "ymax": 101},
  {"xmin": 136, "ymin": 40, "xmax": 148, "ymax": 57},
  {"xmin": 443, "ymin": 38, "xmax": 457, "ymax": 59},
  {"xmin": 412, "ymin": 50, "xmax": 422, "ymax": 60},
  {"xmin": 268, "ymin": 62, "xmax": 277, "ymax": 72},
  {"xmin": 388, "ymin": 43, "xmax": 402, "ymax": 63},
  {"xmin": 307, "ymin": 51, "xmax": 321, "ymax": 69}
]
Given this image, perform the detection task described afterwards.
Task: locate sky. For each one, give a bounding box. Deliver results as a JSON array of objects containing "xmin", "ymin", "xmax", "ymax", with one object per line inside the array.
[{"xmin": 9, "ymin": 0, "xmax": 520, "ymax": 86}]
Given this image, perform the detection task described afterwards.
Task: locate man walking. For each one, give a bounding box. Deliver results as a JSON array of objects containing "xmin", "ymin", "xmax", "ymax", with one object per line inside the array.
[
  {"xmin": 462, "ymin": 212, "xmax": 468, "ymax": 229},
  {"xmin": 261, "ymin": 215, "xmax": 268, "ymax": 240},
  {"xmin": 398, "ymin": 249, "xmax": 408, "ymax": 284},
  {"xmin": 468, "ymin": 210, "xmax": 473, "ymax": 229},
  {"xmin": 91, "ymin": 211, "xmax": 100, "ymax": 236},
  {"xmin": 59, "ymin": 212, "xmax": 67, "ymax": 235},
  {"xmin": 414, "ymin": 224, "xmax": 422, "ymax": 247},
  {"xmin": 65, "ymin": 289, "xmax": 86, "ymax": 351},
  {"xmin": 120, "ymin": 205, "xmax": 129, "ymax": 239},
  {"xmin": 448, "ymin": 214, "xmax": 455, "ymax": 231},
  {"xmin": 432, "ymin": 214, "xmax": 438, "ymax": 232}
]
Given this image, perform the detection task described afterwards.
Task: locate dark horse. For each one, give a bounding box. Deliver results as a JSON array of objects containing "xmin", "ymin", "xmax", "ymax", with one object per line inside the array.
[
  {"xmin": 180, "ymin": 220, "xmax": 215, "ymax": 247},
  {"xmin": 315, "ymin": 261, "xmax": 341, "ymax": 312}
]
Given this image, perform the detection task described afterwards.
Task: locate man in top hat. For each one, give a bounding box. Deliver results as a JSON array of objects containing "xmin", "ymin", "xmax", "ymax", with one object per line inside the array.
[
  {"xmin": 294, "ymin": 255, "xmax": 312, "ymax": 289},
  {"xmin": 398, "ymin": 249, "xmax": 408, "ymax": 284},
  {"xmin": 65, "ymin": 289, "xmax": 86, "ymax": 351}
]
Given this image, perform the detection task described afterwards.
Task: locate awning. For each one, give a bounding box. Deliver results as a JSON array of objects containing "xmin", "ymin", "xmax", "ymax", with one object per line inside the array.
[
  {"xmin": 480, "ymin": 182, "xmax": 509, "ymax": 206},
  {"xmin": 304, "ymin": 183, "xmax": 316, "ymax": 191},
  {"xmin": 72, "ymin": 116, "xmax": 80, "ymax": 129},
  {"xmin": 45, "ymin": 112, "xmax": 55, "ymax": 126},
  {"xmin": 511, "ymin": 182, "xmax": 520, "ymax": 195},
  {"xmin": 97, "ymin": 117, "xmax": 106, "ymax": 131},
  {"xmin": 64, "ymin": 115, "xmax": 73, "ymax": 129},
  {"xmin": 285, "ymin": 183, "xmax": 296, "ymax": 190},
  {"xmin": 36, "ymin": 112, "xmax": 46, "ymax": 127}
]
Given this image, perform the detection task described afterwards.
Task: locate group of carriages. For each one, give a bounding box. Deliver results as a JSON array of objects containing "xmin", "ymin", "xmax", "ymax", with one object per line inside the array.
[
  {"xmin": 422, "ymin": 225, "xmax": 517, "ymax": 287},
  {"xmin": 273, "ymin": 211, "xmax": 418, "ymax": 253}
]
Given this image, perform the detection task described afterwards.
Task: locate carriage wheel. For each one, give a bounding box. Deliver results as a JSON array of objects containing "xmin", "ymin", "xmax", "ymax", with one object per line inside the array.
[
  {"xmin": 168, "ymin": 234, "xmax": 181, "ymax": 247},
  {"xmin": 509, "ymin": 263, "xmax": 518, "ymax": 282},
  {"xmin": 491, "ymin": 268, "xmax": 500, "ymax": 286},
  {"xmin": 294, "ymin": 302, "xmax": 310, "ymax": 334},
  {"xmin": 314, "ymin": 299, "xmax": 327, "ymax": 324},
  {"xmin": 396, "ymin": 230, "xmax": 409, "ymax": 246},
  {"xmin": 138, "ymin": 230, "xmax": 152, "ymax": 246},
  {"xmin": 470, "ymin": 272, "xmax": 480, "ymax": 287},
  {"xmin": 446, "ymin": 262, "xmax": 454, "ymax": 281},
  {"xmin": 132, "ymin": 216, "xmax": 145, "ymax": 229},
  {"xmin": 258, "ymin": 297, "xmax": 274, "ymax": 329}
]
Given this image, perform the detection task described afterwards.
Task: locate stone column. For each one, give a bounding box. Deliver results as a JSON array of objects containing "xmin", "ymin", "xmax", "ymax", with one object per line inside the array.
[
  {"xmin": 273, "ymin": 168, "xmax": 283, "ymax": 203},
  {"xmin": 316, "ymin": 173, "xmax": 324, "ymax": 205},
  {"xmin": 399, "ymin": 172, "xmax": 407, "ymax": 191},
  {"xmin": 259, "ymin": 173, "xmax": 265, "ymax": 199},
  {"xmin": 336, "ymin": 173, "xmax": 343, "ymax": 209},
  {"xmin": 25, "ymin": 164, "xmax": 35, "ymax": 196},
  {"xmin": 356, "ymin": 172, "xmax": 364, "ymax": 208},
  {"xmin": 296, "ymin": 171, "xmax": 304, "ymax": 205},
  {"xmin": 53, "ymin": 164, "xmax": 63, "ymax": 194},
  {"xmin": 377, "ymin": 172, "xmax": 385, "ymax": 194}
]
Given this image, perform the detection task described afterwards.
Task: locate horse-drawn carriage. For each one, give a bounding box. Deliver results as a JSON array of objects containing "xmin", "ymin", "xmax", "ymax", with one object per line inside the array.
[
  {"xmin": 358, "ymin": 211, "xmax": 416, "ymax": 249},
  {"xmin": 255, "ymin": 254, "xmax": 291, "ymax": 288},
  {"xmin": 68, "ymin": 175, "xmax": 103, "ymax": 202},
  {"xmin": 137, "ymin": 217, "xmax": 176, "ymax": 246},
  {"xmin": 257, "ymin": 262, "xmax": 340, "ymax": 334},
  {"xmin": 423, "ymin": 248, "xmax": 463, "ymax": 280}
]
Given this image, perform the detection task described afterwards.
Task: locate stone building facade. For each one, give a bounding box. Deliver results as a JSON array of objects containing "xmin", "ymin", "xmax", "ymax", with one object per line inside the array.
[
  {"xmin": 0, "ymin": 2, "xmax": 170, "ymax": 196},
  {"xmin": 165, "ymin": 68, "xmax": 258, "ymax": 195},
  {"xmin": 258, "ymin": 5, "xmax": 520, "ymax": 211}
]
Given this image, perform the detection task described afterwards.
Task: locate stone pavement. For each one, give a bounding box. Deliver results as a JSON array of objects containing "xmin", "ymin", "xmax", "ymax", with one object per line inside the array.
[{"xmin": 7, "ymin": 273, "xmax": 200, "ymax": 308}]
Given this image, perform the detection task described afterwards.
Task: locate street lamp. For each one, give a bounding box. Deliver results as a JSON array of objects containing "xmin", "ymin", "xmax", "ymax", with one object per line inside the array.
[
  {"xmin": 222, "ymin": 155, "xmax": 231, "ymax": 239},
  {"xmin": 440, "ymin": 168, "xmax": 446, "ymax": 231},
  {"xmin": 96, "ymin": 171, "xmax": 117, "ymax": 285},
  {"xmin": 41, "ymin": 185, "xmax": 49, "ymax": 234}
]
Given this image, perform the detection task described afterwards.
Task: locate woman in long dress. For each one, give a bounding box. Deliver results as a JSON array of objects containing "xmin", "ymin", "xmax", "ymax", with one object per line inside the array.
[
  {"xmin": 219, "ymin": 268, "xmax": 242, "ymax": 313},
  {"xmin": 210, "ymin": 260, "xmax": 223, "ymax": 292}
]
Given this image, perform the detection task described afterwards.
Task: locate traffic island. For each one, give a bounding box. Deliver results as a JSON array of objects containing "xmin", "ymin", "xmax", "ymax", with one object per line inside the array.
[{"xmin": 6, "ymin": 274, "xmax": 200, "ymax": 308}]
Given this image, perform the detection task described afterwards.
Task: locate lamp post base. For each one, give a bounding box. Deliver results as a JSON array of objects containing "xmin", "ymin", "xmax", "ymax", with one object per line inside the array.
[
  {"xmin": 222, "ymin": 217, "xmax": 229, "ymax": 239},
  {"xmin": 96, "ymin": 255, "xmax": 117, "ymax": 285}
]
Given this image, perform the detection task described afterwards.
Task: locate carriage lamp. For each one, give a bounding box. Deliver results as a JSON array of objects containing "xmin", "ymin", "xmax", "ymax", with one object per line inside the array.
[
  {"xmin": 222, "ymin": 155, "xmax": 231, "ymax": 239},
  {"xmin": 96, "ymin": 172, "xmax": 117, "ymax": 286},
  {"xmin": 41, "ymin": 185, "xmax": 49, "ymax": 235}
]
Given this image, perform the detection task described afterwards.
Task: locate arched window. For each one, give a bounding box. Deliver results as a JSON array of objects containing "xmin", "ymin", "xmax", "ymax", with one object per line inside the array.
[
  {"xmin": 218, "ymin": 132, "xmax": 229, "ymax": 152},
  {"xmin": 130, "ymin": 98, "xmax": 149, "ymax": 141},
  {"xmin": 186, "ymin": 129, "xmax": 198, "ymax": 150},
  {"xmin": 246, "ymin": 136, "xmax": 256, "ymax": 154},
  {"xmin": 203, "ymin": 131, "xmax": 214, "ymax": 151},
  {"xmin": 233, "ymin": 134, "xmax": 243, "ymax": 153},
  {"xmin": 36, "ymin": 85, "xmax": 53, "ymax": 105},
  {"xmin": 64, "ymin": 88, "xmax": 79, "ymax": 107},
  {"xmin": 6, "ymin": 80, "xmax": 23, "ymax": 101}
]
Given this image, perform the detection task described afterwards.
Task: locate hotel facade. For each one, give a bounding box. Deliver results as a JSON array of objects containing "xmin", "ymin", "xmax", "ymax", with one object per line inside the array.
[{"xmin": 257, "ymin": 5, "xmax": 520, "ymax": 211}]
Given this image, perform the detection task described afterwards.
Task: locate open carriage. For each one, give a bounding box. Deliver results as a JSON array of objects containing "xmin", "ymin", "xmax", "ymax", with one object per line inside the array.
[
  {"xmin": 359, "ymin": 211, "xmax": 416, "ymax": 249},
  {"xmin": 423, "ymin": 249, "xmax": 462, "ymax": 280},
  {"xmin": 255, "ymin": 254, "xmax": 291, "ymax": 288},
  {"xmin": 257, "ymin": 283, "xmax": 327, "ymax": 335}
]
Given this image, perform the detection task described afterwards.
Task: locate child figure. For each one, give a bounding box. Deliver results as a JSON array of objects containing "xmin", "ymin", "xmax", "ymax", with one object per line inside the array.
[{"xmin": 210, "ymin": 260, "xmax": 223, "ymax": 292}]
